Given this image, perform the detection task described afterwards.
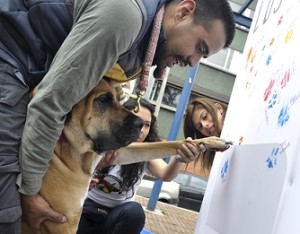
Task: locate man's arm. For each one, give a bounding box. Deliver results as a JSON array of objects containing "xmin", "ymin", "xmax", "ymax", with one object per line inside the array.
[
  {"xmin": 18, "ymin": 0, "xmax": 142, "ymax": 228},
  {"xmin": 17, "ymin": 0, "xmax": 142, "ymax": 195}
]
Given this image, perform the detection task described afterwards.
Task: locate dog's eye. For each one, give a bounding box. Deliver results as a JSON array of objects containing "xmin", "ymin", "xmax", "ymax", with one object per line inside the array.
[{"xmin": 96, "ymin": 93, "xmax": 113, "ymax": 103}]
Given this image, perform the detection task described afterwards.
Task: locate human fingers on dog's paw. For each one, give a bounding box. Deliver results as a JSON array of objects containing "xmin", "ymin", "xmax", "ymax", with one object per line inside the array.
[
  {"xmin": 176, "ymin": 149, "xmax": 187, "ymax": 162},
  {"xmin": 183, "ymin": 141, "xmax": 198, "ymax": 152},
  {"xmin": 98, "ymin": 150, "xmax": 117, "ymax": 168},
  {"xmin": 184, "ymin": 137, "xmax": 193, "ymax": 142},
  {"xmin": 104, "ymin": 150, "xmax": 118, "ymax": 163},
  {"xmin": 176, "ymin": 148, "xmax": 183, "ymax": 156},
  {"xmin": 177, "ymin": 147, "xmax": 195, "ymax": 163},
  {"xmin": 187, "ymin": 143, "xmax": 200, "ymax": 159},
  {"xmin": 104, "ymin": 150, "xmax": 114, "ymax": 159},
  {"xmin": 198, "ymin": 143, "xmax": 207, "ymax": 152}
]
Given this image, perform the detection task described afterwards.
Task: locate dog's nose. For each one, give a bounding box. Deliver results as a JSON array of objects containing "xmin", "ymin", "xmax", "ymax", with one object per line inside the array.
[{"xmin": 134, "ymin": 116, "xmax": 145, "ymax": 131}]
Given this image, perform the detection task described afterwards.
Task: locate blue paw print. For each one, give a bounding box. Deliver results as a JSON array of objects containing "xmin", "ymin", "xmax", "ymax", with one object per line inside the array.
[
  {"xmin": 268, "ymin": 91, "xmax": 278, "ymax": 109},
  {"xmin": 278, "ymin": 105, "xmax": 289, "ymax": 126},
  {"xmin": 266, "ymin": 55, "xmax": 272, "ymax": 65},
  {"xmin": 266, "ymin": 147, "xmax": 280, "ymax": 168},
  {"xmin": 221, "ymin": 159, "xmax": 229, "ymax": 182}
]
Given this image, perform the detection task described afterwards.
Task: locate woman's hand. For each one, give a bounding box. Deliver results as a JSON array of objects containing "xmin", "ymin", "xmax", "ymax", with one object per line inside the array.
[
  {"xmin": 95, "ymin": 150, "xmax": 118, "ymax": 170},
  {"xmin": 89, "ymin": 177, "xmax": 100, "ymax": 190},
  {"xmin": 89, "ymin": 150, "xmax": 118, "ymax": 190},
  {"xmin": 176, "ymin": 137, "xmax": 205, "ymax": 163}
]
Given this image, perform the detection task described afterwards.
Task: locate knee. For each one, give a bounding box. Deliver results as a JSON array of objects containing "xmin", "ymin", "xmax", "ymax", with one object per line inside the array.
[{"xmin": 122, "ymin": 202, "xmax": 145, "ymax": 223}]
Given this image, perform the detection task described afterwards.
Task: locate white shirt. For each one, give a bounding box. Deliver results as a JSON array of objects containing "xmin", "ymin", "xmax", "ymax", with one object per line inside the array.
[{"xmin": 88, "ymin": 164, "xmax": 148, "ymax": 208}]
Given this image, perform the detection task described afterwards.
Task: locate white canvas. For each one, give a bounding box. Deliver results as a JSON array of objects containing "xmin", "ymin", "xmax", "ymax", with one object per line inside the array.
[
  {"xmin": 206, "ymin": 144, "xmax": 287, "ymax": 234},
  {"xmin": 195, "ymin": 0, "xmax": 300, "ymax": 233}
]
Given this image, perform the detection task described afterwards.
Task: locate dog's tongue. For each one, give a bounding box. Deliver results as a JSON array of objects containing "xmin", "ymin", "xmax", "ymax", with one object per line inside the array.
[{"xmin": 153, "ymin": 67, "xmax": 166, "ymax": 80}]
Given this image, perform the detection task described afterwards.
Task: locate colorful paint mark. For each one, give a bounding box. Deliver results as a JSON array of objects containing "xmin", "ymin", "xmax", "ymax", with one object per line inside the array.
[
  {"xmin": 268, "ymin": 91, "xmax": 279, "ymax": 109},
  {"xmin": 266, "ymin": 147, "xmax": 280, "ymax": 168},
  {"xmin": 285, "ymin": 29, "xmax": 293, "ymax": 43},
  {"xmin": 277, "ymin": 104, "xmax": 290, "ymax": 126},
  {"xmin": 281, "ymin": 69, "xmax": 290, "ymax": 88},
  {"xmin": 221, "ymin": 159, "xmax": 229, "ymax": 182},
  {"xmin": 278, "ymin": 15, "xmax": 283, "ymax": 25},
  {"xmin": 247, "ymin": 48, "xmax": 252, "ymax": 62},
  {"xmin": 266, "ymin": 55, "xmax": 272, "ymax": 65},
  {"xmin": 264, "ymin": 79, "xmax": 275, "ymax": 101},
  {"xmin": 238, "ymin": 136, "xmax": 244, "ymax": 145},
  {"xmin": 245, "ymin": 47, "xmax": 257, "ymax": 72}
]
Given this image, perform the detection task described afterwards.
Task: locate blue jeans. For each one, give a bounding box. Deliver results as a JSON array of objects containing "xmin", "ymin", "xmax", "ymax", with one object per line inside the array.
[
  {"xmin": 77, "ymin": 198, "xmax": 146, "ymax": 234},
  {"xmin": 0, "ymin": 60, "xmax": 29, "ymax": 233}
]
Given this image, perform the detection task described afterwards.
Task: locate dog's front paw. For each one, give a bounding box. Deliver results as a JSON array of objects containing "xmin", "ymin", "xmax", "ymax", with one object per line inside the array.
[{"xmin": 195, "ymin": 136, "xmax": 233, "ymax": 152}]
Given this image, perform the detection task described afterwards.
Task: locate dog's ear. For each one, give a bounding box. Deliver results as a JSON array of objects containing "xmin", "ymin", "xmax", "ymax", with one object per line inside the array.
[{"xmin": 103, "ymin": 76, "xmax": 127, "ymax": 102}]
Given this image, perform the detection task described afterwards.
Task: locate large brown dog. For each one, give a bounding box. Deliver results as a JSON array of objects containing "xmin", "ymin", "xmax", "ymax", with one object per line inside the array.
[
  {"xmin": 22, "ymin": 78, "xmax": 231, "ymax": 234},
  {"xmin": 22, "ymin": 78, "xmax": 144, "ymax": 234}
]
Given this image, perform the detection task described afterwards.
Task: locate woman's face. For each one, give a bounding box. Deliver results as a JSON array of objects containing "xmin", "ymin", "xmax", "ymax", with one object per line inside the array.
[
  {"xmin": 192, "ymin": 105, "xmax": 223, "ymax": 137},
  {"xmin": 131, "ymin": 106, "xmax": 152, "ymax": 142}
]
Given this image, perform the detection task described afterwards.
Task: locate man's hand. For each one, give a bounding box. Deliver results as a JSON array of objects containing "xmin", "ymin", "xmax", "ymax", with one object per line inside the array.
[{"xmin": 21, "ymin": 194, "xmax": 66, "ymax": 229}]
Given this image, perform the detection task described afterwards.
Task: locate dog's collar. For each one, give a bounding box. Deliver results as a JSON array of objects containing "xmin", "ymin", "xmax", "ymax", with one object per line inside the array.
[{"xmin": 59, "ymin": 132, "xmax": 69, "ymax": 143}]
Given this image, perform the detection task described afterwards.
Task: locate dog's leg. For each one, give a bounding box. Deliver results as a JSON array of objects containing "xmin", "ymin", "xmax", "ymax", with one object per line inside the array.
[{"xmin": 113, "ymin": 136, "xmax": 232, "ymax": 165}]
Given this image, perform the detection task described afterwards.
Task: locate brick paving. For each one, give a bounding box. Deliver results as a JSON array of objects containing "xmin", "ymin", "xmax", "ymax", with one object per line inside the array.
[{"xmin": 135, "ymin": 195, "xmax": 199, "ymax": 234}]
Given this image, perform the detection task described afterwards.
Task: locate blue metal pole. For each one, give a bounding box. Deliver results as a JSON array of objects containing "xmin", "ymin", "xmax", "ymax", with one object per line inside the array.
[{"xmin": 146, "ymin": 64, "xmax": 199, "ymax": 211}]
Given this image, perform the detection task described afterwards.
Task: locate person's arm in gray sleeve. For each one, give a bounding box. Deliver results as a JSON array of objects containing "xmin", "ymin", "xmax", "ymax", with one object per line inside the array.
[{"xmin": 17, "ymin": 0, "xmax": 142, "ymax": 195}]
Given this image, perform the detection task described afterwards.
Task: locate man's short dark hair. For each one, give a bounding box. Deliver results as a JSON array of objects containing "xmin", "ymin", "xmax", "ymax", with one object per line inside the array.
[
  {"xmin": 168, "ymin": 0, "xmax": 236, "ymax": 48},
  {"xmin": 194, "ymin": 0, "xmax": 236, "ymax": 48}
]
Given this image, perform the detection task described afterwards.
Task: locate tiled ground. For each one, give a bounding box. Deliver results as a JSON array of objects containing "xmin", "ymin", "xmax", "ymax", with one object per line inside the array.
[{"xmin": 135, "ymin": 195, "xmax": 199, "ymax": 234}]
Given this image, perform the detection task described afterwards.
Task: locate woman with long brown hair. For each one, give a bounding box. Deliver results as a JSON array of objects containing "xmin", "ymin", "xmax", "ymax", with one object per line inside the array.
[{"xmin": 183, "ymin": 97, "xmax": 227, "ymax": 172}]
